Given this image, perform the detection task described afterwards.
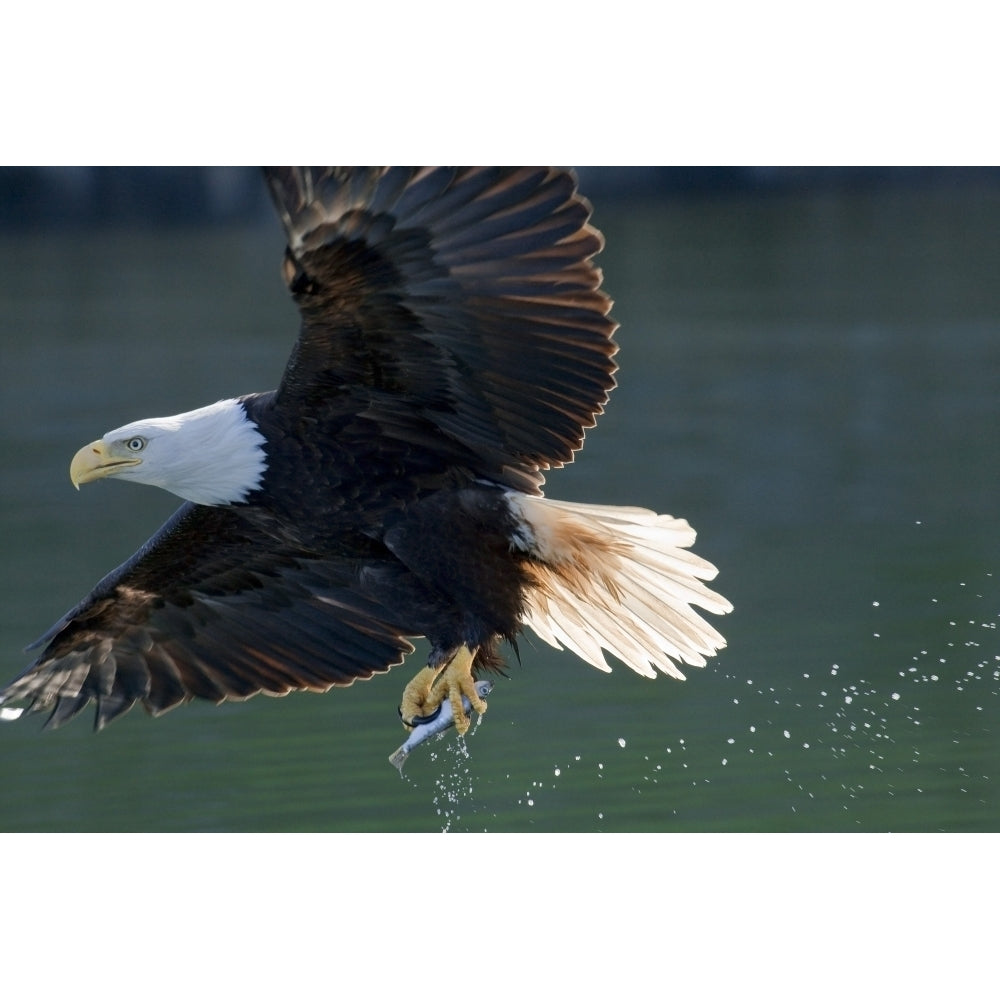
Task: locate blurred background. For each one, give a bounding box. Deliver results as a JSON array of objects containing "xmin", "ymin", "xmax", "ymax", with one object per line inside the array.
[{"xmin": 1, "ymin": 166, "xmax": 998, "ymax": 831}]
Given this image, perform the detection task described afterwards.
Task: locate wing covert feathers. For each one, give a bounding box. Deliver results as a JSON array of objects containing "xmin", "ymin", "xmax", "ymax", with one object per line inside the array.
[{"xmin": 507, "ymin": 493, "xmax": 733, "ymax": 679}]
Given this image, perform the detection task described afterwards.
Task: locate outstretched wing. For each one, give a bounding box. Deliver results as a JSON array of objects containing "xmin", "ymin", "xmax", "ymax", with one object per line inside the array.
[
  {"xmin": 264, "ymin": 167, "xmax": 618, "ymax": 494},
  {"xmin": 0, "ymin": 504, "xmax": 414, "ymax": 730}
]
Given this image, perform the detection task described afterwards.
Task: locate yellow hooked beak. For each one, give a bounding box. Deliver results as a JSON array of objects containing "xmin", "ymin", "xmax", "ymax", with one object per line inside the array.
[{"xmin": 70, "ymin": 440, "xmax": 142, "ymax": 489}]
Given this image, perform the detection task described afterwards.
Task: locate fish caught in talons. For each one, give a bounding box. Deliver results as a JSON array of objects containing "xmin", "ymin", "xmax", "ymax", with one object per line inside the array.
[
  {"xmin": 389, "ymin": 679, "xmax": 493, "ymax": 772},
  {"xmin": 398, "ymin": 644, "xmax": 486, "ymax": 735}
]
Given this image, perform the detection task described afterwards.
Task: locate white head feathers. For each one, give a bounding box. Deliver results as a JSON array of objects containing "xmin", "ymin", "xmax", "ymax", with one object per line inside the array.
[{"xmin": 101, "ymin": 398, "xmax": 267, "ymax": 505}]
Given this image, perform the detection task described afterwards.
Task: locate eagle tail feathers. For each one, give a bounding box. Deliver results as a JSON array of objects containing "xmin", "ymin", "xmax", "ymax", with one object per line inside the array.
[{"xmin": 507, "ymin": 493, "xmax": 732, "ymax": 679}]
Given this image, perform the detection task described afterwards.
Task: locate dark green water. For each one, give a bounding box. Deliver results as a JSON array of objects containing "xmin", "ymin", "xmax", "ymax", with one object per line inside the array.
[{"xmin": 2, "ymin": 182, "xmax": 998, "ymax": 831}]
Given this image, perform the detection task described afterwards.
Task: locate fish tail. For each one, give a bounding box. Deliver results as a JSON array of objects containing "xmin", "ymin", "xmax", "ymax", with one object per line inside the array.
[
  {"xmin": 388, "ymin": 745, "xmax": 410, "ymax": 772},
  {"xmin": 507, "ymin": 493, "xmax": 733, "ymax": 679}
]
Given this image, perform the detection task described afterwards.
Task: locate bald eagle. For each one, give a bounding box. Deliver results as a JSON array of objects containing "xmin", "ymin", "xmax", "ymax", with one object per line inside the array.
[{"xmin": 0, "ymin": 167, "xmax": 732, "ymax": 739}]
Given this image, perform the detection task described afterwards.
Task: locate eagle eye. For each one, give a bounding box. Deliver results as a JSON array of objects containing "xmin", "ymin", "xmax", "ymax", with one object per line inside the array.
[{"xmin": 126, "ymin": 437, "xmax": 147, "ymax": 452}]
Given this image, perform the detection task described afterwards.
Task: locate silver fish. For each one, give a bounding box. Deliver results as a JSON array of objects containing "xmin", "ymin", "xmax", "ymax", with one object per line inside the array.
[{"xmin": 388, "ymin": 679, "xmax": 493, "ymax": 772}]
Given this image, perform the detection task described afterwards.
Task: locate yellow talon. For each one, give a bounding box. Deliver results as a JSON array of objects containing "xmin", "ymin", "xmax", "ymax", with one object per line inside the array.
[
  {"xmin": 442, "ymin": 645, "xmax": 487, "ymax": 735},
  {"xmin": 398, "ymin": 645, "xmax": 486, "ymax": 735},
  {"xmin": 399, "ymin": 664, "xmax": 445, "ymax": 730}
]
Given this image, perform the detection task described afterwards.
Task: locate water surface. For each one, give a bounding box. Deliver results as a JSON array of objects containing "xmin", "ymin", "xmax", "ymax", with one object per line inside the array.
[{"xmin": 1, "ymin": 182, "xmax": 997, "ymax": 831}]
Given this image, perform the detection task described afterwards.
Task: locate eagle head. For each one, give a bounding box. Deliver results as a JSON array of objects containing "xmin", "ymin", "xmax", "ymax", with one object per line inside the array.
[{"xmin": 69, "ymin": 398, "xmax": 267, "ymax": 506}]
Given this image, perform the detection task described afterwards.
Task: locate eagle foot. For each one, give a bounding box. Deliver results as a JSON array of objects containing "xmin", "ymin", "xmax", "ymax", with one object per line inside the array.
[{"xmin": 399, "ymin": 645, "xmax": 485, "ymax": 735}]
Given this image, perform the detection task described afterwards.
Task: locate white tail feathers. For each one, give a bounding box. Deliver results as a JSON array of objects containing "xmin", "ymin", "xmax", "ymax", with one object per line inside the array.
[{"xmin": 506, "ymin": 493, "xmax": 733, "ymax": 680}]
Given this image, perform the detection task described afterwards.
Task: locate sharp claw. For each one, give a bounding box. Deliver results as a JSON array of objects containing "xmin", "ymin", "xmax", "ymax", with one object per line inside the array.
[{"xmin": 407, "ymin": 706, "xmax": 444, "ymax": 727}]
